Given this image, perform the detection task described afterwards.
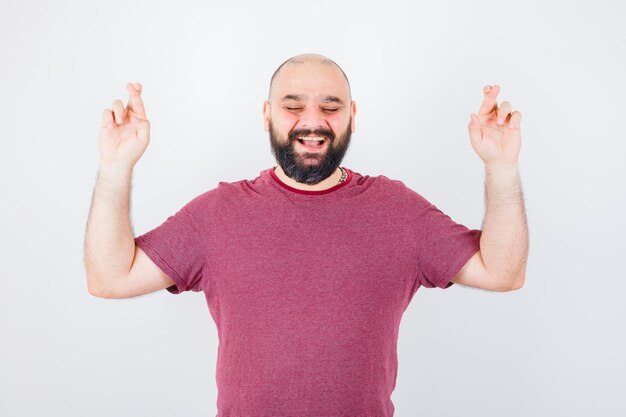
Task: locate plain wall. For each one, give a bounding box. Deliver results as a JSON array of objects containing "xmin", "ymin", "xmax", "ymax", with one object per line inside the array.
[{"xmin": 1, "ymin": 0, "xmax": 624, "ymax": 416}]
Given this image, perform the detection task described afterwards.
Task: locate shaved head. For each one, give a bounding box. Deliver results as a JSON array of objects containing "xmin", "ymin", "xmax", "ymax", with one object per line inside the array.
[
  {"xmin": 268, "ymin": 53, "xmax": 351, "ymax": 101},
  {"xmin": 263, "ymin": 53, "xmax": 356, "ymax": 185}
]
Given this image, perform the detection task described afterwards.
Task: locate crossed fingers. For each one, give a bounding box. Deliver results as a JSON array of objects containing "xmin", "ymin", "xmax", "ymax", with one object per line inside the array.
[
  {"xmin": 478, "ymin": 84, "xmax": 522, "ymax": 130},
  {"xmin": 102, "ymin": 82, "xmax": 147, "ymax": 128}
]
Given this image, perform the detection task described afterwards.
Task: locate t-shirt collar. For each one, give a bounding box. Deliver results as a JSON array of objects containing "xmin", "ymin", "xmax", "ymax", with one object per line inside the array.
[{"xmin": 269, "ymin": 166, "xmax": 353, "ymax": 195}]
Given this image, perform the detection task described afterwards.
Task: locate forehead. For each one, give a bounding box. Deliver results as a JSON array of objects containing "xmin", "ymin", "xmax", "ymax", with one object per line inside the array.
[{"xmin": 271, "ymin": 61, "xmax": 350, "ymax": 103}]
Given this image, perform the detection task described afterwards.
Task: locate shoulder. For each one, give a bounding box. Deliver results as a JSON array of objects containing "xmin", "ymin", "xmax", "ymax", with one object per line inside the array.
[
  {"xmin": 202, "ymin": 169, "xmax": 273, "ymax": 209},
  {"xmin": 175, "ymin": 186, "xmax": 220, "ymax": 221},
  {"xmin": 345, "ymin": 170, "xmax": 433, "ymax": 215},
  {"xmin": 172, "ymin": 170, "xmax": 269, "ymax": 222},
  {"xmin": 351, "ymin": 170, "xmax": 427, "ymax": 201},
  {"xmin": 348, "ymin": 169, "xmax": 408, "ymax": 194}
]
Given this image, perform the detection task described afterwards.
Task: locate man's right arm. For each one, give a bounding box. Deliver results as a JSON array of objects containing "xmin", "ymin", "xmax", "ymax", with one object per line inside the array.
[
  {"xmin": 84, "ymin": 82, "xmax": 174, "ymax": 299},
  {"xmin": 84, "ymin": 165, "xmax": 175, "ymax": 299}
]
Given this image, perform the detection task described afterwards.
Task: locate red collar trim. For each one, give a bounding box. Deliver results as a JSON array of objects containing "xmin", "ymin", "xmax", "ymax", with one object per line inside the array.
[{"xmin": 269, "ymin": 166, "xmax": 353, "ymax": 195}]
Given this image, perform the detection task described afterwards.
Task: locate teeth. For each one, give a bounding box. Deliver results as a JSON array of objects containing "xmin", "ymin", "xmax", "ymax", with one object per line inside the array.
[{"xmin": 298, "ymin": 136, "xmax": 325, "ymax": 142}]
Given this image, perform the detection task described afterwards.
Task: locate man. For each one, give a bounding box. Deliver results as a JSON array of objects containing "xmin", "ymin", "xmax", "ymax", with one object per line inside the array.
[{"xmin": 84, "ymin": 53, "xmax": 528, "ymax": 416}]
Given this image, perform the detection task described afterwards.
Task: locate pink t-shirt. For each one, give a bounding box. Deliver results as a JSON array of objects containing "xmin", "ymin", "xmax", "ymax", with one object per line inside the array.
[{"xmin": 134, "ymin": 166, "xmax": 482, "ymax": 417}]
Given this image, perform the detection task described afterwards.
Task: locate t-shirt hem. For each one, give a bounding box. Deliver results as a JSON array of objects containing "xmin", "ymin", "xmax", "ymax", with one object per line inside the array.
[
  {"xmin": 134, "ymin": 235, "xmax": 185, "ymax": 294},
  {"xmin": 436, "ymin": 230, "xmax": 482, "ymax": 289}
]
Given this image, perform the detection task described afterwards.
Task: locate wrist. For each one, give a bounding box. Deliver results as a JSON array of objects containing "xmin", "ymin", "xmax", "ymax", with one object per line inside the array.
[
  {"xmin": 485, "ymin": 161, "xmax": 519, "ymax": 175},
  {"xmin": 97, "ymin": 162, "xmax": 133, "ymax": 185}
]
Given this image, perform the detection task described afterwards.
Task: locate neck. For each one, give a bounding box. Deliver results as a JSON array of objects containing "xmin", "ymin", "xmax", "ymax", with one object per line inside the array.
[{"xmin": 273, "ymin": 165, "xmax": 344, "ymax": 192}]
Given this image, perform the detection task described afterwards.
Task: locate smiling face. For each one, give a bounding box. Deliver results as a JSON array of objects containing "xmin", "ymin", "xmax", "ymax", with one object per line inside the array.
[{"xmin": 263, "ymin": 55, "xmax": 357, "ymax": 185}]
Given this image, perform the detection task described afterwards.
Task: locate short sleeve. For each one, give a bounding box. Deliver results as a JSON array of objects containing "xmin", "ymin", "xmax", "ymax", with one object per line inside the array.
[
  {"xmin": 134, "ymin": 192, "xmax": 211, "ymax": 295},
  {"xmin": 406, "ymin": 187, "xmax": 482, "ymax": 289}
]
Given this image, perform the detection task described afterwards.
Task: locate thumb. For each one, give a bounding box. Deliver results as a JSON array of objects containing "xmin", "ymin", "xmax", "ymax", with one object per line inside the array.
[
  {"xmin": 468, "ymin": 113, "xmax": 482, "ymax": 147},
  {"xmin": 131, "ymin": 115, "xmax": 150, "ymax": 140}
]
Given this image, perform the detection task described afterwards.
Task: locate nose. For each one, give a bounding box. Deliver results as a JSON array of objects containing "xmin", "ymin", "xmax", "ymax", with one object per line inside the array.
[{"xmin": 296, "ymin": 106, "xmax": 330, "ymax": 131}]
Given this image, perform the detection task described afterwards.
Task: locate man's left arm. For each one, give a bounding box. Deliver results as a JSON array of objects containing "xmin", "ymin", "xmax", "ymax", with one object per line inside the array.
[{"xmin": 452, "ymin": 84, "xmax": 529, "ymax": 292}]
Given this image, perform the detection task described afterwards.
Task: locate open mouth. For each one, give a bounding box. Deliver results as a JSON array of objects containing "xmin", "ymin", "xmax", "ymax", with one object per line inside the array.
[{"xmin": 296, "ymin": 136, "xmax": 327, "ymax": 151}]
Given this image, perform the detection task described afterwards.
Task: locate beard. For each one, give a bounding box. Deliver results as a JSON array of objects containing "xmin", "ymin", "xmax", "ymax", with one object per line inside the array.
[{"xmin": 268, "ymin": 118, "xmax": 352, "ymax": 185}]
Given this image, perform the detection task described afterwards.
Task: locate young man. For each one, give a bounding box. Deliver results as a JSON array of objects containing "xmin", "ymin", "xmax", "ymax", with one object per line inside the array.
[{"xmin": 84, "ymin": 53, "xmax": 528, "ymax": 416}]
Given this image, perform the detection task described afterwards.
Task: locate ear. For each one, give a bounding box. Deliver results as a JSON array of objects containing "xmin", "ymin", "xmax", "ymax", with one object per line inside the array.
[
  {"xmin": 263, "ymin": 100, "xmax": 271, "ymax": 132},
  {"xmin": 350, "ymin": 100, "xmax": 357, "ymax": 133}
]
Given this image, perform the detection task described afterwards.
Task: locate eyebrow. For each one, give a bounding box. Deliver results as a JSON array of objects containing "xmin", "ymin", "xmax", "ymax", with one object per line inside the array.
[{"xmin": 281, "ymin": 94, "xmax": 345, "ymax": 105}]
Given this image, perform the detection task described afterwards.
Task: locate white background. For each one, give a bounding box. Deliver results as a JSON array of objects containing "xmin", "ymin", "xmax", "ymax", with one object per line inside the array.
[{"xmin": 1, "ymin": 0, "xmax": 624, "ymax": 416}]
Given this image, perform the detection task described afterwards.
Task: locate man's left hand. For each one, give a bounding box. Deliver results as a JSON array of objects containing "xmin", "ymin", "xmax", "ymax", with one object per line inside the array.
[{"xmin": 468, "ymin": 85, "xmax": 522, "ymax": 168}]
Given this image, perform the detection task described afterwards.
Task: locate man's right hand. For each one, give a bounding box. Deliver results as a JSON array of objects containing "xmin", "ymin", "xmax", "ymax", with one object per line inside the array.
[{"xmin": 99, "ymin": 82, "xmax": 150, "ymax": 170}]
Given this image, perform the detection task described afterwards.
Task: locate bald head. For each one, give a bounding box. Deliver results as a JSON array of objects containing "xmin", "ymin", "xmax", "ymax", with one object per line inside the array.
[{"xmin": 268, "ymin": 53, "xmax": 351, "ymax": 101}]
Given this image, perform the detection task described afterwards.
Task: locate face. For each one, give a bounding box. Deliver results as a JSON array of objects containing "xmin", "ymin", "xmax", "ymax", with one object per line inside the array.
[
  {"xmin": 268, "ymin": 117, "xmax": 352, "ymax": 185},
  {"xmin": 263, "ymin": 60, "xmax": 357, "ymax": 185}
]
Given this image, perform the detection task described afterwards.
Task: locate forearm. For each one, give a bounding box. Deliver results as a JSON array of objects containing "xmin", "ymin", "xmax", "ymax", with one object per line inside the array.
[
  {"xmin": 480, "ymin": 162, "xmax": 529, "ymax": 288},
  {"xmin": 84, "ymin": 164, "xmax": 136, "ymax": 294}
]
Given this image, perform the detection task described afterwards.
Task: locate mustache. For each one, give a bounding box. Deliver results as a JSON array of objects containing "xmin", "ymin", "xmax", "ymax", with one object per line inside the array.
[{"xmin": 288, "ymin": 128, "xmax": 335, "ymax": 142}]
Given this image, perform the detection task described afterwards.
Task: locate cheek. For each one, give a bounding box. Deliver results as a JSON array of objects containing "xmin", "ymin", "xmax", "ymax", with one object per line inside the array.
[
  {"xmin": 274, "ymin": 114, "xmax": 299, "ymax": 132},
  {"xmin": 271, "ymin": 120, "xmax": 297, "ymax": 141},
  {"xmin": 328, "ymin": 116, "xmax": 349, "ymax": 134}
]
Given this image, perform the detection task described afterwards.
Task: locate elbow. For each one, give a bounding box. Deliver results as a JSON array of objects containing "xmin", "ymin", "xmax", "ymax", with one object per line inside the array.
[
  {"xmin": 87, "ymin": 276, "xmax": 127, "ymax": 299},
  {"xmin": 87, "ymin": 285, "xmax": 102, "ymax": 298},
  {"xmin": 88, "ymin": 284, "xmax": 116, "ymax": 299},
  {"xmin": 510, "ymin": 262, "xmax": 526, "ymax": 291},
  {"xmin": 87, "ymin": 281, "xmax": 104, "ymax": 298},
  {"xmin": 86, "ymin": 273, "xmax": 109, "ymax": 298},
  {"xmin": 508, "ymin": 270, "xmax": 526, "ymax": 291}
]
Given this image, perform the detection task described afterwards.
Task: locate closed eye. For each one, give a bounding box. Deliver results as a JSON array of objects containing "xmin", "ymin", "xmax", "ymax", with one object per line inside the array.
[{"xmin": 284, "ymin": 106, "xmax": 340, "ymax": 113}]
